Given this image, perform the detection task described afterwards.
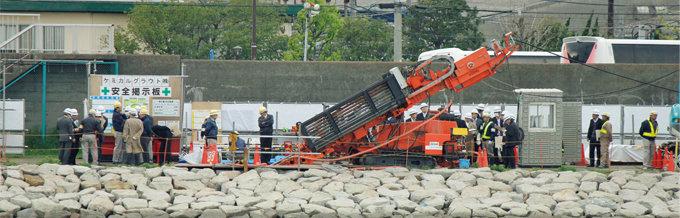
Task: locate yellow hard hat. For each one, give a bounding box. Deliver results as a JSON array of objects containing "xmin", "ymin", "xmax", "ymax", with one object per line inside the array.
[
  {"xmin": 114, "ymin": 101, "xmax": 122, "ymax": 108},
  {"xmin": 210, "ymin": 110, "xmax": 218, "ymax": 115},
  {"xmin": 259, "ymin": 107, "xmax": 267, "ymax": 114},
  {"xmin": 89, "ymin": 109, "xmax": 96, "ymax": 115},
  {"xmin": 205, "ymin": 115, "xmax": 210, "ymax": 119},
  {"xmin": 140, "ymin": 109, "xmax": 148, "ymax": 115},
  {"xmin": 602, "ymin": 112, "xmax": 610, "ymax": 117},
  {"xmin": 141, "ymin": 106, "xmax": 148, "ymax": 110},
  {"xmin": 650, "ymin": 111, "xmax": 657, "ymax": 116}
]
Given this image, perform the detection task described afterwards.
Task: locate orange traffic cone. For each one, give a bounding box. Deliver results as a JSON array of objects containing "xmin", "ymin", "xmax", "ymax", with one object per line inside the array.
[
  {"xmin": 577, "ymin": 143, "xmax": 588, "ymax": 166},
  {"xmin": 481, "ymin": 148, "xmax": 489, "ymax": 167},
  {"xmin": 653, "ymin": 147, "xmax": 662, "ymax": 169},
  {"xmin": 253, "ymin": 144, "xmax": 261, "ymax": 165},
  {"xmin": 667, "ymin": 151, "xmax": 676, "ymax": 172},
  {"xmin": 476, "ymin": 147, "xmax": 483, "ymax": 166}
]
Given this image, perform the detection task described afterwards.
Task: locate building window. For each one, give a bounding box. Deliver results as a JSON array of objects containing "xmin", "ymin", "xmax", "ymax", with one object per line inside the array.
[{"xmin": 529, "ymin": 103, "xmax": 555, "ymax": 131}]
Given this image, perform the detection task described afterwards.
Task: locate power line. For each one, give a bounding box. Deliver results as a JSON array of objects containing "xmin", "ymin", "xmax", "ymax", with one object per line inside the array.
[
  {"xmin": 545, "ymin": 0, "xmax": 680, "ymax": 7},
  {"xmin": 412, "ymin": 5, "xmax": 680, "ymax": 16}
]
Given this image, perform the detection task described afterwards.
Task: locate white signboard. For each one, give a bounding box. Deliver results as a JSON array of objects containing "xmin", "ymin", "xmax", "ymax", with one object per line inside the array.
[
  {"xmin": 0, "ymin": 100, "xmax": 25, "ymax": 131},
  {"xmin": 153, "ymin": 100, "xmax": 180, "ymax": 117},
  {"xmin": 425, "ymin": 141, "xmax": 442, "ymax": 150},
  {"xmin": 99, "ymin": 86, "xmax": 172, "ymax": 97},
  {"xmin": 103, "ymin": 75, "xmax": 170, "ymax": 87}
]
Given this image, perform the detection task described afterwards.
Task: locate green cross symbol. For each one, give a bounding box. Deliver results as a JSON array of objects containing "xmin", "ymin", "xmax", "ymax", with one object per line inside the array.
[
  {"xmin": 101, "ymin": 87, "xmax": 110, "ymax": 95},
  {"xmin": 162, "ymin": 88, "xmax": 171, "ymax": 96}
]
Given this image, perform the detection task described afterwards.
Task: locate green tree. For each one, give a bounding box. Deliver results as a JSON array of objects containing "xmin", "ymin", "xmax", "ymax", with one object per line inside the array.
[
  {"xmin": 330, "ymin": 17, "xmax": 394, "ymax": 61},
  {"xmin": 656, "ymin": 12, "xmax": 679, "ymax": 40},
  {"xmin": 113, "ymin": 27, "xmax": 139, "ymax": 54},
  {"xmin": 126, "ymin": 0, "xmax": 288, "ymax": 60},
  {"xmin": 403, "ymin": 0, "xmax": 484, "ymax": 61},
  {"xmin": 284, "ymin": 0, "xmax": 343, "ymax": 61}
]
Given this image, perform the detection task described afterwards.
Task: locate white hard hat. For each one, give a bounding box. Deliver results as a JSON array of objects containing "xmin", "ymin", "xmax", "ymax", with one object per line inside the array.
[
  {"xmin": 64, "ymin": 108, "xmax": 71, "ymax": 114},
  {"xmin": 134, "ymin": 106, "xmax": 141, "ymax": 112},
  {"xmin": 501, "ymin": 111, "xmax": 509, "ymax": 116},
  {"xmin": 493, "ymin": 106, "xmax": 501, "ymax": 113},
  {"xmin": 453, "ymin": 110, "xmax": 461, "ymax": 116},
  {"xmin": 71, "ymin": 109, "xmax": 78, "ymax": 116},
  {"xmin": 471, "ymin": 110, "xmax": 478, "ymax": 115},
  {"xmin": 464, "ymin": 114, "xmax": 472, "ymax": 119},
  {"xmin": 504, "ymin": 114, "xmax": 515, "ymax": 121},
  {"xmin": 125, "ymin": 106, "xmax": 131, "ymax": 112},
  {"xmin": 592, "ymin": 109, "xmax": 600, "ymax": 115},
  {"xmin": 409, "ymin": 109, "xmax": 417, "ymax": 114},
  {"xmin": 97, "ymin": 106, "xmax": 105, "ymax": 112},
  {"xmin": 129, "ymin": 108, "xmax": 137, "ymax": 116},
  {"xmin": 490, "ymin": 111, "xmax": 496, "ymax": 118},
  {"xmin": 420, "ymin": 103, "xmax": 428, "ymax": 108},
  {"xmin": 95, "ymin": 111, "xmax": 102, "ymax": 117},
  {"xmin": 476, "ymin": 104, "xmax": 485, "ymax": 110}
]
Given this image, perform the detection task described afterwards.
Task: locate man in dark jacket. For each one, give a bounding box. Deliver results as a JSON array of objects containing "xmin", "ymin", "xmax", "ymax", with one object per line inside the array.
[
  {"xmin": 258, "ymin": 107, "xmax": 274, "ymax": 164},
  {"xmin": 502, "ymin": 114, "xmax": 520, "ymax": 169},
  {"xmin": 639, "ymin": 111, "xmax": 658, "ymax": 169},
  {"xmin": 57, "ymin": 108, "xmax": 74, "ymax": 165},
  {"xmin": 81, "ymin": 110, "xmax": 103, "ymax": 164},
  {"xmin": 140, "ymin": 109, "xmax": 154, "ymax": 164},
  {"xmin": 416, "ymin": 103, "xmax": 430, "ymax": 121},
  {"xmin": 478, "ymin": 113, "xmax": 504, "ymax": 166},
  {"xmin": 112, "ymin": 102, "xmax": 127, "ymax": 164},
  {"xmin": 68, "ymin": 109, "xmax": 81, "ymax": 165},
  {"xmin": 204, "ymin": 110, "xmax": 219, "ymax": 146},
  {"xmin": 586, "ymin": 109, "xmax": 603, "ymax": 167},
  {"xmin": 152, "ymin": 125, "xmax": 175, "ymax": 165}
]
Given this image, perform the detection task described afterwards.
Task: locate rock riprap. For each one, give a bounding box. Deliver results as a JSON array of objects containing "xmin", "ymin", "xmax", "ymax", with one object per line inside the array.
[{"xmin": 0, "ymin": 164, "xmax": 676, "ymax": 217}]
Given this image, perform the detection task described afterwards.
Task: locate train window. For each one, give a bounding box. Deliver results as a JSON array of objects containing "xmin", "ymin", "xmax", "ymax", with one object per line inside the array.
[
  {"xmin": 565, "ymin": 42, "xmax": 595, "ymax": 63},
  {"xmin": 529, "ymin": 103, "xmax": 555, "ymax": 131},
  {"xmin": 613, "ymin": 44, "xmax": 680, "ymax": 64}
]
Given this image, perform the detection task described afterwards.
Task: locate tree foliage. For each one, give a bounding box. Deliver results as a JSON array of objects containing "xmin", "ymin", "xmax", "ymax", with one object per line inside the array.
[
  {"xmin": 330, "ymin": 17, "xmax": 394, "ymax": 62},
  {"xmin": 113, "ymin": 27, "xmax": 139, "ymax": 54},
  {"xmin": 403, "ymin": 0, "xmax": 484, "ymax": 61},
  {"xmin": 656, "ymin": 12, "xmax": 679, "ymax": 40},
  {"xmin": 125, "ymin": 0, "xmax": 288, "ymax": 60},
  {"xmin": 284, "ymin": 0, "xmax": 343, "ymax": 61},
  {"xmin": 500, "ymin": 16, "xmax": 573, "ymax": 51}
]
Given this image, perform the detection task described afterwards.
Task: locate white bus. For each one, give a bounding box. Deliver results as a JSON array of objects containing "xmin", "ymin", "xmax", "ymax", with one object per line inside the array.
[
  {"xmin": 561, "ymin": 36, "xmax": 680, "ymax": 64},
  {"xmin": 418, "ymin": 48, "xmax": 560, "ymax": 64}
]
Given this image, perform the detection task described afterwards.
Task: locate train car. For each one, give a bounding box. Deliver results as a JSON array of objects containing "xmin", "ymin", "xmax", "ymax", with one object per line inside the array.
[{"xmin": 561, "ymin": 36, "xmax": 680, "ymax": 64}]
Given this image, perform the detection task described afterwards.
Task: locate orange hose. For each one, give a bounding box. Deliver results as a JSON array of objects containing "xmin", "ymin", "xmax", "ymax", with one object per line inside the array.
[{"xmin": 298, "ymin": 99, "xmax": 454, "ymax": 162}]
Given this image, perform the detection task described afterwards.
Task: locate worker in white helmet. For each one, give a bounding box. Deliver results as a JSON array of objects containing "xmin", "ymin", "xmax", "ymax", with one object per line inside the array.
[
  {"xmin": 57, "ymin": 108, "xmax": 75, "ymax": 165},
  {"xmin": 478, "ymin": 113, "xmax": 505, "ymax": 166},
  {"xmin": 599, "ymin": 112, "xmax": 613, "ymax": 168},
  {"xmin": 476, "ymin": 103, "xmax": 485, "ymax": 115},
  {"xmin": 258, "ymin": 107, "xmax": 274, "ymax": 165},
  {"xmin": 95, "ymin": 106, "xmax": 108, "ymax": 164},
  {"xmin": 68, "ymin": 109, "xmax": 81, "ymax": 165},
  {"xmin": 123, "ymin": 108, "xmax": 144, "ymax": 166},
  {"xmin": 502, "ymin": 114, "xmax": 520, "ymax": 169},
  {"xmin": 406, "ymin": 109, "xmax": 418, "ymax": 122},
  {"xmin": 81, "ymin": 109, "xmax": 103, "ymax": 165},
  {"xmin": 416, "ymin": 103, "xmax": 430, "ymax": 121},
  {"xmin": 586, "ymin": 109, "xmax": 603, "ymax": 167},
  {"xmin": 464, "ymin": 113, "xmax": 477, "ymax": 155}
]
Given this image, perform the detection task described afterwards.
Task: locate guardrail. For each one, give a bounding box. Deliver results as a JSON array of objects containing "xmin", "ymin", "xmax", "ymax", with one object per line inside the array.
[{"xmin": 0, "ymin": 24, "xmax": 114, "ymax": 54}]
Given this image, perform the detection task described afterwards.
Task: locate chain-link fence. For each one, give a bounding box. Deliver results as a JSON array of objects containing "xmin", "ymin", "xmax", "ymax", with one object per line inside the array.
[{"xmin": 1, "ymin": 61, "xmax": 117, "ymax": 154}]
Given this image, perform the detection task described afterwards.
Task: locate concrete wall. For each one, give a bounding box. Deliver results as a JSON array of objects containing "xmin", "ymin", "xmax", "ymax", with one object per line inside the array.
[{"xmin": 184, "ymin": 60, "xmax": 679, "ymax": 106}]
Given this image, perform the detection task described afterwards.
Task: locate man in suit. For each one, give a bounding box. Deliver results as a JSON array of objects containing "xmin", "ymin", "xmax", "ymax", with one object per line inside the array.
[
  {"xmin": 586, "ymin": 109, "xmax": 603, "ymax": 167},
  {"xmin": 416, "ymin": 103, "xmax": 430, "ymax": 121},
  {"xmin": 56, "ymin": 108, "xmax": 74, "ymax": 165},
  {"xmin": 405, "ymin": 109, "xmax": 418, "ymax": 122},
  {"xmin": 258, "ymin": 107, "xmax": 274, "ymax": 165},
  {"xmin": 68, "ymin": 109, "xmax": 81, "ymax": 165},
  {"xmin": 81, "ymin": 110, "xmax": 103, "ymax": 165}
]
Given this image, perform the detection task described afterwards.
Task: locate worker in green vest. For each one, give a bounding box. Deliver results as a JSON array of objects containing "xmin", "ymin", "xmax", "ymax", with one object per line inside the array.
[
  {"xmin": 639, "ymin": 110, "xmax": 658, "ymax": 169},
  {"xmin": 478, "ymin": 113, "xmax": 504, "ymax": 166},
  {"xmin": 599, "ymin": 112, "xmax": 613, "ymax": 168}
]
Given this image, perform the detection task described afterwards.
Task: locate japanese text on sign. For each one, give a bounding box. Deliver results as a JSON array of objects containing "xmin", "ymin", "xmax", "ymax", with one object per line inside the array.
[
  {"xmin": 102, "ymin": 75, "xmax": 170, "ymax": 87},
  {"xmin": 152, "ymin": 100, "xmax": 181, "ymax": 117},
  {"xmin": 100, "ymin": 86, "xmax": 172, "ymax": 97}
]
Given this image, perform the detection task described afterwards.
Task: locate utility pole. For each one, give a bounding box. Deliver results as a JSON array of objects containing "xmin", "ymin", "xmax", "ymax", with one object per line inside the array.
[
  {"xmin": 607, "ymin": 0, "xmax": 614, "ymax": 37},
  {"xmin": 251, "ymin": 0, "xmax": 257, "ymax": 60},
  {"xmin": 351, "ymin": 0, "xmax": 357, "ymax": 20},
  {"xmin": 394, "ymin": 3, "xmax": 402, "ymax": 62},
  {"xmin": 344, "ymin": 0, "xmax": 348, "ymax": 18}
]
